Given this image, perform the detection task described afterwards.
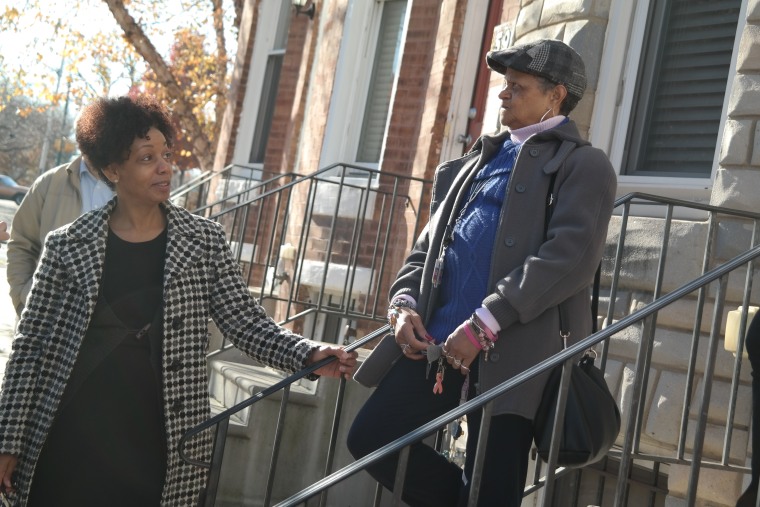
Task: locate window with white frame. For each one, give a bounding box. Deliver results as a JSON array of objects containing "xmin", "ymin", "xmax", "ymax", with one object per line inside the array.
[
  {"xmin": 621, "ymin": 0, "xmax": 742, "ymax": 178},
  {"xmin": 231, "ymin": 0, "xmax": 291, "ymax": 174},
  {"xmin": 249, "ymin": 52, "xmax": 284, "ymax": 164},
  {"xmin": 355, "ymin": 0, "xmax": 407, "ymax": 164},
  {"xmin": 320, "ymin": 0, "xmax": 409, "ymax": 173},
  {"xmin": 249, "ymin": 3, "xmax": 290, "ymax": 164}
]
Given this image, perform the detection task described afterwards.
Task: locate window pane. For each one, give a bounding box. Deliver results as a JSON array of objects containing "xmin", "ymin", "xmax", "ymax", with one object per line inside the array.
[
  {"xmin": 249, "ymin": 54, "xmax": 284, "ymax": 163},
  {"xmin": 248, "ymin": 2, "xmax": 290, "ymax": 164},
  {"xmin": 355, "ymin": 0, "xmax": 407, "ymax": 164},
  {"xmin": 623, "ymin": 0, "xmax": 741, "ymax": 177}
]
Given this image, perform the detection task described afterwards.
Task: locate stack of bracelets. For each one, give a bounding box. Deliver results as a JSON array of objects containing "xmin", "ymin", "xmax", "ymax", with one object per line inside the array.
[
  {"xmin": 387, "ymin": 298, "xmax": 416, "ymax": 330},
  {"xmin": 387, "ymin": 300, "xmax": 497, "ymax": 361},
  {"xmin": 465, "ymin": 313, "xmax": 497, "ymax": 361}
]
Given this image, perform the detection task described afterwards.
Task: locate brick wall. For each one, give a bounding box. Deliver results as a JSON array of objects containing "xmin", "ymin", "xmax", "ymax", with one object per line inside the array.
[
  {"xmin": 264, "ymin": 9, "xmax": 314, "ymax": 175},
  {"xmin": 213, "ymin": 0, "xmax": 260, "ymax": 172},
  {"xmin": 367, "ymin": 0, "xmax": 468, "ymax": 315}
]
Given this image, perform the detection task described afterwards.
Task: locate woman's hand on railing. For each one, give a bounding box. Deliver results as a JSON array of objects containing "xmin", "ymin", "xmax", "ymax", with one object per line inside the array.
[
  {"xmin": 0, "ymin": 454, "xmax": 17, "ymax": 493},
  {"xmin": 308, "ymin": 346, "xmax": 358, "ymax": 380}
]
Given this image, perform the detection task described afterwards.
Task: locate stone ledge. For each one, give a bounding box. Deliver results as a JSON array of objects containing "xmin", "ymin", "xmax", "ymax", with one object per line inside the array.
[{"xmin": 208, "ymin": 359, "xmax": 320, "ymax": 427}]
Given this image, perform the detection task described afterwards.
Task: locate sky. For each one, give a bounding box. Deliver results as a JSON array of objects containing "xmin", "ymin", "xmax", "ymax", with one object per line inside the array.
[{"xmin": 1, "ymin": 1, "xmax": 132, "ymax": 96}]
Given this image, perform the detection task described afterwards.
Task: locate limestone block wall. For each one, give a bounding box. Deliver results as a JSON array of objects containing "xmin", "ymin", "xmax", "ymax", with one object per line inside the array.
[
  {"xmin": 602, "ymin": 291, "xmax": 753, "ymax": 506},
  {"xmin": 601, "ymin": 211, "xmax": 759, "ymax": 506},
  {"xmin": 711, "ymin": 0, "xmax": 760, "ymax": 212}
]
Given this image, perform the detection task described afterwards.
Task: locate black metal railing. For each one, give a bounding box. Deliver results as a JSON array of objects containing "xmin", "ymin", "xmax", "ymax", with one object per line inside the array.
[
  {"xmin": 202, "ymin": 163, "xmax": 431, "ymax": 353},
  {"xmin": 180, "ymin": 191, "xmax": 760, "ymax": 506},
  {"xmin": 273, "ymin": 245, "xmax": 760, "ymax": 506},
  {"xmin": 171, "ymin": 163, "xmax": 265, "ymax": 213}
]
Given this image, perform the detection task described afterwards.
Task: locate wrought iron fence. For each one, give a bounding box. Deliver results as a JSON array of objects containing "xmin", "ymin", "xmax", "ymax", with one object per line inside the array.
[{"xmin": 179, "ymin": 189, "xmax": 760, "ymax": 507}]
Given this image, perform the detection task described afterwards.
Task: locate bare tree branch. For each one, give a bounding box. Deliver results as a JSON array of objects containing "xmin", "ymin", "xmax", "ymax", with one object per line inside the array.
[
  {"xmin": 102, "ymin": 0, "xmax": 215, "ymax": 170},
  {"xmin": 233, "ymin": 0, "xmax": 243, "ymax": 31}
]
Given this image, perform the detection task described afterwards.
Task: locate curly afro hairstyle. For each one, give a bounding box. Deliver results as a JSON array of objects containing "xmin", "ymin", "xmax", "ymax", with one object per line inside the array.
[{"xmin": 75, "ymin": 94, "xmax": 175, "ymax": 189}]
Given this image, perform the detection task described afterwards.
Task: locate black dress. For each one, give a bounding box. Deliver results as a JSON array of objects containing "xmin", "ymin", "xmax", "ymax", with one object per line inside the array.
[{"xmin": 28, "ymin": 228, "xmax": 168, "ymax": 507}]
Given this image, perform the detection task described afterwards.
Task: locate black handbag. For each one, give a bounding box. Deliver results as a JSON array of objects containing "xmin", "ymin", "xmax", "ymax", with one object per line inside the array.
[
  {"xmin": 532, "ymin": 169, "xmax": 620, "ymax": 468},
  {"xmin": 533, "ymin": 347, "xmax": 621, "ymax": 467}
]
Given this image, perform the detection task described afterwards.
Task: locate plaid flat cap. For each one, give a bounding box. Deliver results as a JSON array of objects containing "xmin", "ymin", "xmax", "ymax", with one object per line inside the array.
[{"xmin": 486, "ymin": 38, "xmax": 587, "ymax": 101}]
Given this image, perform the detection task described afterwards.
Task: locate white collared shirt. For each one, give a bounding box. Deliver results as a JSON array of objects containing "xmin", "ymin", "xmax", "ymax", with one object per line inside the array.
[{"xmin": 78, "ymin": 159, "xmax": 114, "ymax": 213}]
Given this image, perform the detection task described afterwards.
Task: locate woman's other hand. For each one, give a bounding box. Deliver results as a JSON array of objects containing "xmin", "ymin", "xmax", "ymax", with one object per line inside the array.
[
  {"xmin": 0, "ymin": 454, "xmax": 17, "ymax": 493},
  {"xmin": 442, "ymin": 321, "xmax": 482, "ymax": 375},
  {"xmin": 308, "ymin": 345, "xmax": 358, "ymax": 380},
  {"xmin": 391, "ymin": 307, "xmax": 433, "ymax": 360}
]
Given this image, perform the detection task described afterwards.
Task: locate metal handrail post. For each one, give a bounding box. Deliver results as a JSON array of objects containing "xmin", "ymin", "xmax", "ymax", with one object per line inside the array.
[
  {"xmin": 541, "ymin": 357, "xmax": 574, "ymax": 506},
  {"xmin": 392, "ymin": 446, "xmax": 411, "ymax": 505},
  {"xmin": 678, "ymin": 211, "xmax": 717, "ymax": 459},
  {"xmin": 204, "ymin": 418, "xmax": 230, "ymax": 507},
  {"xmin": 467, "ymin": 402, "xmax": 493, "ymax": 506},
  {"xmin": 264, "ymin": 385, "xmax": 292, "ymax": 507},
  {"xmin": 686, "ymin": 276, "xmax": 728, "ymax": 505},
  {"xmin": 318, "ymin": 377, "xmax": 348, "ymax": 507}
]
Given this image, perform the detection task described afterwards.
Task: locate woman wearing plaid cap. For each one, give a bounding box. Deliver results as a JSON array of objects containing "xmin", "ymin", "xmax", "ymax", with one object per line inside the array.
[
  {"xmin": 348, "ymin": 39, "xmax": 617, "ymax": 506},
  {"xmin": 0, "ymin": 94, "xmax": 357, "ymax": 506}
]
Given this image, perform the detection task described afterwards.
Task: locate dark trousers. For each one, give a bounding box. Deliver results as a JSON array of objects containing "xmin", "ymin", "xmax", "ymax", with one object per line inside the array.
[
  {"xmin": 347, "ymin": 357, "xmax": 533, "ymax": 507},
  {"xmin": 745, "ymin": 311, "xmax": 760, "ymax": 488}
]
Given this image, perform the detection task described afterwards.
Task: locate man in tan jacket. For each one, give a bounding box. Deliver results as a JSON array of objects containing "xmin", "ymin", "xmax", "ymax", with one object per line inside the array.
[{"xmin": 7, "ymin": 156, "xmax": 113, "ymax": 315}]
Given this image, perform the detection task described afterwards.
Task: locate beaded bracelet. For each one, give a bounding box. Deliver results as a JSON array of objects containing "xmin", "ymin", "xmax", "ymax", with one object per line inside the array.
[
  {"xmin": 390, "ymin": 298, "xmax": 416, "ymax": 310},
  {"xmin": 467, "ymin": 317, "xmax": 495, "ymax": 361},
  {"xmin": 387, "ymin": 307, "xmax": 401, "ymax": 328},
  {"xmin": 470, "ymin": 313, "xmax": 497, "ymax": 342},
  {"xmin": 387, "ymin": 298, "xmax": 416, "ymax": 329}
]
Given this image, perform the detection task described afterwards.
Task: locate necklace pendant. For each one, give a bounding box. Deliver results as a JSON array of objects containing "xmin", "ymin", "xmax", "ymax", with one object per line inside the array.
[{"xmin": 432, "ymin": 255, "xmax": 444, "ymax": 288}]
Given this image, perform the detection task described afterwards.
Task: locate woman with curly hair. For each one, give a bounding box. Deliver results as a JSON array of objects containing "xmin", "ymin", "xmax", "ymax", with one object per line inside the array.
[{"xmin": 0, "ymin": 94, "xmax": 356, "ymax": 506}]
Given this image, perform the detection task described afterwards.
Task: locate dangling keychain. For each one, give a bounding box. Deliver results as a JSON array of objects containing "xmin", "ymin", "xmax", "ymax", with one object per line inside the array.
[
  {"xmin": 433, "ymin": 358, "xmax": 445, "ymax": 394},
  {"xmin": 426, "ymin": 344, "xmax": 443, "ymax": 379}
]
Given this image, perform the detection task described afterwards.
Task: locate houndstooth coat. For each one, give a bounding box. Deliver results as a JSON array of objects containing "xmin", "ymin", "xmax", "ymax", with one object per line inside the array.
[{"xmin": 0, "ymin": 198, "xmax": 317, "ymax": 506}]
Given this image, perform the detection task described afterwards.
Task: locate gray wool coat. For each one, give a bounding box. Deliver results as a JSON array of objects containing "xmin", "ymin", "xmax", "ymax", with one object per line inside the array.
[
  {"xmin": 0, "ymin": 199, "xmax": 318, "ymax": 506},
  {"xmin": 391, "ymin": 120, "xmax": 617, "ymax": 419}
]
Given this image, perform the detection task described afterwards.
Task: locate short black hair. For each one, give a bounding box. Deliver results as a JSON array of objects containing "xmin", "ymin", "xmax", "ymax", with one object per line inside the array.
[{"xmin": 75, "ymin": 94, "xmax": 174, "ymax": 188}]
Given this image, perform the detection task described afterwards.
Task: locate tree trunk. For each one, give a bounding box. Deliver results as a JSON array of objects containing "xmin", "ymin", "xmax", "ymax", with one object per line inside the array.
[
  {"xmin": 102, "ymin": 0, "xmax": 216, "ymax": 171},
  {"xmin": 210, "ymin": 0, "xmax": 227, "ymax": 145}
]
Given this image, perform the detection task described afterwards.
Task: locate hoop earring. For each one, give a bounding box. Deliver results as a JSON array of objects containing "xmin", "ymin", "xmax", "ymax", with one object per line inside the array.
[{"xmin": 540, "ymin": 106, "xmax": 555, "ymax": 123}]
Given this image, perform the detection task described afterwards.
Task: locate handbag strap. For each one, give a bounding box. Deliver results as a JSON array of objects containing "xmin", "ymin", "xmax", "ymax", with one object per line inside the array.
[{"xmin": 544, "ymin": 169, "xmax": 602, "ymax": 346}]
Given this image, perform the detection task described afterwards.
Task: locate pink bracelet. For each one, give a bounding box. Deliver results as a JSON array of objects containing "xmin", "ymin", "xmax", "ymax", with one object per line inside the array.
[
  {"xmin": 463, "ymin": 322, "xmax": 483, "ymax": 350},
  {"xmin": 471, "ymin": 313, "xmax": 497, "ymax": 342}
]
